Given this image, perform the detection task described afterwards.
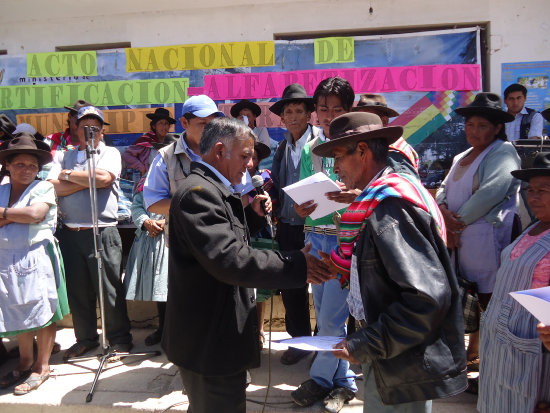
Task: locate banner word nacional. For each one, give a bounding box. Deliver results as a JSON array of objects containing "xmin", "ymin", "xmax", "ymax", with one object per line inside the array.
[
  {"xmin": 314, "ymin": 37, "xmax": 355, "ymax": 64},
  {"xmin": 126, "ymin": 41, "xmax": 275, "ymax": 72},
  {"xmin": 27, "ymin": 51, "xmax": 98, "ymax": 77},
  {"xmin": 203, "ymin": 64, "xmax": 481, "ymax": 100},
  {"xmin": 0, "ymin": 78, "xmax": 188, "ymax": 110}
]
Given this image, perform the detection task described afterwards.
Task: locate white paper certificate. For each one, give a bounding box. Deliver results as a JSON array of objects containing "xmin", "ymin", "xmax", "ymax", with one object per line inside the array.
[
  {"xmin": 509, "ymin": 286, "xmax": 550, "ymax": 325},
  {"xmin": 282, "ymin": 172, "xmax": 349, "ymax": 220},
  {"xmin": 276, "ymin": 336, "xmax": 345, "ymax": 351}
]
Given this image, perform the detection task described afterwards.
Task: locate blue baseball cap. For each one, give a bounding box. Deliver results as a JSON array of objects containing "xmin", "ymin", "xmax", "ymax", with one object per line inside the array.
[
  {"xmin": 76, "ymin": 106, "xmax": 110, "ymax": 125},
  {"xmin": 182, "ymin": 95, "xmax": 225, "ymax": 118}
]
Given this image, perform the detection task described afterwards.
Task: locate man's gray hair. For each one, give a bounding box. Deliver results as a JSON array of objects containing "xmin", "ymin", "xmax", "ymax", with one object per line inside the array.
[{"xmin": 199, "ymin": 117, "xmax": 256, "ymax": 155}]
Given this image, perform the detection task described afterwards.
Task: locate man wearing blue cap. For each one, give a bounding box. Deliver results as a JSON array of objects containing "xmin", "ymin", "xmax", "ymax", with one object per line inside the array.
[
  {"xmin": 143, "ymin": 95, "xmax": 224, "ymax": 218},
  {"xmin": 48, "ymin": 106, "xmax": 133, "ymax": 360}
]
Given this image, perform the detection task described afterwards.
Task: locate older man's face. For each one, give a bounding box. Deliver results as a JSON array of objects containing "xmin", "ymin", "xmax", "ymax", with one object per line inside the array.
[
  {"xmin": 332, "ymin": 145, "xmax": 363, "ymax": 189},
  {"xmin": 280, "ymin": 102, "xmax": 310, "ymax": 140},
  {"xmin": 222, "ymin": 136, "xmax": 255, "ymax": 185}
]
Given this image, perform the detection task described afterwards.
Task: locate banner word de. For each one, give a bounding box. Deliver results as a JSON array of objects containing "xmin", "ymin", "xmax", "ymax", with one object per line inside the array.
[
  {"xmin": 314, "ymin": 37, "xmax": 354, "ymax": 64},
  {"xmin": 203, "ymin": 64, "xmax": 481, "ymax": 100},
  {"xmin": 27, "ymin": 51, "xmax": 98, "ymax": 77},
  {"xmin": 126, "ymin": 41, "xmax": 275, "ymax": 72},
  {"xmin": 0, "ymin": 78, "xmax": 188, "ymax": 110}
]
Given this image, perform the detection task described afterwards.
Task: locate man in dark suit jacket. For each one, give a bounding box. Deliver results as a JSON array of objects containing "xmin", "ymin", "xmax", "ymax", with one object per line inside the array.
[{"xmin": 162, "ymin": 117, "xmax": 333, "ymax": 413}]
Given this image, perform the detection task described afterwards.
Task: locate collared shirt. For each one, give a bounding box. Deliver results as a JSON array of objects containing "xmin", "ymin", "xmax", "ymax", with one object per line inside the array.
[
  {"xmin": 505, "ymin": 107, "xmax": 544, "ymax": 141},
  {"xmin": 197, "ymin": 160, "xmax": 234, "ymax": 193},
  {"xmin": 288, "ymin": 125, "xmax": 312, "ymax": 168},
  {"xmin": 143, "ymin": 135, "xmax": 201, "ymax": 209},
  {"xmin": 347, "ymin": 167, "xmax": 390, "ymax": 322}
]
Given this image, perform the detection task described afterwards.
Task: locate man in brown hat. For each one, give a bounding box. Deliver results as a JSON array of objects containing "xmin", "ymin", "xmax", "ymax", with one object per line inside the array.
[
  {"xmin": 353, "ymin": 93, "xmax": 419, "ymax": 178},
  {"xmin": 270, "ymin": 83, "xmax": 319, "ymax": 365},
  {"xmin": 314, "ymin": 112, "xmax": 467, "ymax": 412}
]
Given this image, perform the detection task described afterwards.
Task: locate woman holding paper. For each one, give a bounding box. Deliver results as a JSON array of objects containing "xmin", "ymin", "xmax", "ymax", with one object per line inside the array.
[{"xmin": 478, "ymin": 152, "xmax": 550, "ymax": 413}]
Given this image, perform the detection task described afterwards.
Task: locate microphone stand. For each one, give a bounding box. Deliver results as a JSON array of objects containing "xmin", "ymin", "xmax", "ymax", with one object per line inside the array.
[{"xmin": 66, "ymin": 126, "xmax": 160, "ymax": 403}]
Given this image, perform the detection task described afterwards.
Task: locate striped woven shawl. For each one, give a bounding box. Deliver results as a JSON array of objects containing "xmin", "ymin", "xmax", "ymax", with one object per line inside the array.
[{"xmin": 331, "ymin": 172, "xmax": 446, "ymax": 288}]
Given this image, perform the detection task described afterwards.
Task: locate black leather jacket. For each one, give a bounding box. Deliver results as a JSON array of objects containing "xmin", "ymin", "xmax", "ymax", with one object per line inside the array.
[{"xmin": 346, "ymin": 196, "xmax": 467, "ymax": 404}]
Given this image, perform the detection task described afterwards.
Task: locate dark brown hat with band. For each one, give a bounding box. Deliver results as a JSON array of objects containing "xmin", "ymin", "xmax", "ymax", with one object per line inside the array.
[
  {"xmin": 511, "ymin": 152, "xmax": 550, "ymax": 181},
  {"xmin": 64, "ymin": 99, "xmax": 94, "ymax": 113},
  {"xmin": 231, "ymin": 99, "xmax": 262, "ymax": 118},
  {"xmin": 146, "ymin": 107, "xmax": 176, "ymax": 125},
  {"xmin": 352, "ymin": 94, "xmax": 400, "ymax": 118},
  {"xmin": 454, "ymin": 92, "xmax": 514, "ymax": 123},
  {"xmin": 254, "ymin": 141, "xmax": 271, "ymax": 161},
  {"xmin": 312, "ymin": 112, "xmax": 403, "ymax": 158},
  {"xmin": 541, "ymin": 107, "xmax": 550, "ymax": 123},
  {"xmin": 269, "ymin": 83, "xmax": 315, "ymax": 116},
  {"xmin": 0, "ymin": 133, "xmax": 52, "ymax": 164}
]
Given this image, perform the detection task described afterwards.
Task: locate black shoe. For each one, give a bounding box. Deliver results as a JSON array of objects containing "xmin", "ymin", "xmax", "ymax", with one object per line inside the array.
[
  {"xmin": 144, "ymin": 330, "xmax": 162, "ymax": 346},
  {"xmin": 291, "ymin": 379, "xmax": 330, "ymax": 407},
  {"xmin": 323, "ymin": 387, "xmax": 355, "ymax": 413},
  {"xmin": 109, "ymin": 342, "xmax": 133, "ymax": 362},
  {"xmin": 280, "ymin": 347, "xmax": 310, "ymax": 365}
]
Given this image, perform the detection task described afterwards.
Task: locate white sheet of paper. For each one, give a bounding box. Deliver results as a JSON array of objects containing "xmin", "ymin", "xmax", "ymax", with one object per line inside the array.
[
  {"xmin": 282, "ymin": 172, "xmax": 349, "ymax": 220},
  {"xmin": 276, "ymin": 336, "xmax": 345, "ymax": 351},
  {"xmin": 509, "ymin": 286, "xmax": 550, "ymax": 325}
]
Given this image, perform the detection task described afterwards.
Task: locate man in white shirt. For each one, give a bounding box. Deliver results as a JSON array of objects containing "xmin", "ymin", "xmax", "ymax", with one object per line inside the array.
[
  {"xmin": 504, "ymin": 83, "xmax": 543, "ymax": 141},
  {"xmin": 48, "ymin": 106, "xmax": 132, "ymax": 360}
]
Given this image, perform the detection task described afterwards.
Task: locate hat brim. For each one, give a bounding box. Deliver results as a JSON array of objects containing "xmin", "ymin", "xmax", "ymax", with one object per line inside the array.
[
  {"xmin": 352, "ymin": 105, "xmax": 399, "ymax": 118},
  {"xmin": 511, "ymin": 168, "xmax": 550, "ymax": 182},
  {"xmin": 254, "ymin": 141, "xmax": 271, "ymax": 160},
  {"xmin": 146, "ymin": 113, "xmax": 177, "ymax": 124},
  {"xmin": 541, "ymin": 108, "xmax": 550, "ymax": 122},
  {"xmin": 454, "ymin": 107, "xmax": 514, "ymax": 123},
  {"xmin": 0, "ymin": 145, "xmax": 53, "ymax": 165},
  {"xmin": 312, "ymin": 126, "xmax": 404, "ymax": 158},
  {"xmin": 230, "ymin": 101, "xmax": 261, "ymax": 118},
  {"xmin": 269, "ymin": 98, "xmax": 315, "ymax": 116},
  {"xmin": 189, "ymin": 109, "xmax": 225, "ymax": 118}
]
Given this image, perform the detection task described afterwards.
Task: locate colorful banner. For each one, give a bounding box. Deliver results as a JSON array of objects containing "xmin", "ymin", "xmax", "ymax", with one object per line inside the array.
[
  {"xmin": 203, "ymin": 64, "xmax": 480, "ymax": 100},
  {"xmin": 392, "ymin": 91, "xmax": 475, "ymax": 146},
  {"xmin": 0, "ymin": 78, "xmax": 188, "ymax": 110},
  {"xmin": 27, "ymin": 51, "xmax": 98, "ymax": 77},
  {"xmin": 16, "ymin": 107, "xmax": 176, "ymax": 136},
  {"xmin": 314, "ymin": 37, "xmax": 354, "ymax": 64},
  {"xmin": 126, "ymin": 41, "xmax": 275, "ymax": 72}
]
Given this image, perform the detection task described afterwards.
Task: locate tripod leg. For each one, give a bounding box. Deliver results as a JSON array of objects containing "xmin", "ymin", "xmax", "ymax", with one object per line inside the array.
[{"xmin": 86, "ymin": 354, "xmax": 109, "ymax": 403}]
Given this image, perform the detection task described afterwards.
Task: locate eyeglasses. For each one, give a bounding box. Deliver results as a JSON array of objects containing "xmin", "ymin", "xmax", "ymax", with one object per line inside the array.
[{"xmin": 10, "ymin": 163, "xmax": 39, "ymax": 172}]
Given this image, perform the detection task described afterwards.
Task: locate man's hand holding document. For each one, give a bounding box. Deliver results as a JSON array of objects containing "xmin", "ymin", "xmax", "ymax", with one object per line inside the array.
[{"xmin": 282, "ymin": 172, "xmax": 350, "ymax": 221}]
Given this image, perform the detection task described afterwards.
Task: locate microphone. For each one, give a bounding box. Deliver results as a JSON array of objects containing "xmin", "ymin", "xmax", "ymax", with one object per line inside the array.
[{"xmin": 251, "ymin": 174, "xmax": 274, "ymax": 237}]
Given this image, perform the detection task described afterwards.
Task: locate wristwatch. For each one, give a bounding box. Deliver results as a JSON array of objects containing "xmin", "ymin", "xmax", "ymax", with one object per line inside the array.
[{"xmin": 64, "ymin": 170, "xmax": 72, "ymax": 181}]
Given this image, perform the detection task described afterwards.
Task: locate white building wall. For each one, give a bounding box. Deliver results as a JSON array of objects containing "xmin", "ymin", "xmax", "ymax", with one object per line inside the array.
[{"xmin": 1, "ymin": 0, "xmax": 549, "ymax": 92}]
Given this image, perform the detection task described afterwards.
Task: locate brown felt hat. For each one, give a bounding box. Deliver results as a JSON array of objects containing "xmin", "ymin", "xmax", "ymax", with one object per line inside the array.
[
  {"xmin": 312, "ymin": 112, "xmax": 403, "ymax": 158},
  {"xmin": 64, "ymin": 99, "xmax": 94, "ymax": 113},
  {"xmin": 0, "ymin": 133, "xmax": 52, "ymax": 164},
  {"xmin": 352, "ymin": 94, "xmax": 400, "ymax": 118},
  {"xmin": 541, "ymin": 107, "xmax": 550, "ymax": 122},
  {"xmin": 254, "ymin": 141, "xmax": 271, "ymax": 161}
]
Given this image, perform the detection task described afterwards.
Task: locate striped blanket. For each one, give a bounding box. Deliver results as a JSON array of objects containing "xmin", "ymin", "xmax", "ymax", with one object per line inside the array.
[{"xmin": 331, "ymin": 172, "xmax": 446, "ymax": 288}]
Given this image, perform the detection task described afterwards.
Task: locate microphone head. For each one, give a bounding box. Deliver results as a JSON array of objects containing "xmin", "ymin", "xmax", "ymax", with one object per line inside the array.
[{"xmin": 251, "ymin": 174, "xmax": 265, "ymax": 189}]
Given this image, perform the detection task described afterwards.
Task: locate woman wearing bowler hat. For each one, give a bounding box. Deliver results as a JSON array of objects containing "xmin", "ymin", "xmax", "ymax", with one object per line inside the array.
[
  {"xmin": 122, "ymin": 107, "xmax": 177, "ymax": 177},
  {"xmin": 0, "ymin": 134, "xmax": 69, "ymax": 394},
  {"xmin": 477, "ymin": 152, "xmax": 550, "ymax": 412},
  {"xmin": 436, "ymin": 92, "xmax": 521, "ymax": 370}
]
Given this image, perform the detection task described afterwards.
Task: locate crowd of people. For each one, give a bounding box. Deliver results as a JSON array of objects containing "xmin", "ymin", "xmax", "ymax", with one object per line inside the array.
[{"xmin": 0, "ymin": 78, "xmax": 548, "ymax": 413}]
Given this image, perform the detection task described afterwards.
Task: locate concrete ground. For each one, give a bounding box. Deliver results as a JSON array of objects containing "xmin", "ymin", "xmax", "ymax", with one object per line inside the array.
[{"xmin": 0, "ymin": 327, "xmax": 478, "ymax": 413}]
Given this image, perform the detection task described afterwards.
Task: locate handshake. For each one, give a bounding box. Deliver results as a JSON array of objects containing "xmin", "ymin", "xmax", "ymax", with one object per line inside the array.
[{"xmin": 301, "ymin": 244, "xmax": 338, "ymax": 285}]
